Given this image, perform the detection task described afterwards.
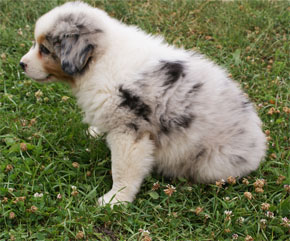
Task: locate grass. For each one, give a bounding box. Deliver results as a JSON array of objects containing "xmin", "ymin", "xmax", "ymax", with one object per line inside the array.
[{"xmin": 0, "ymin": 0, "xmax": 289, "ymax": 240}]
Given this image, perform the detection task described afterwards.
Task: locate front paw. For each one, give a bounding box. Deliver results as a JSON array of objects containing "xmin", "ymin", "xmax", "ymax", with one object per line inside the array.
[{"xmin": 98, "ymin": 189, "xmax": 133, "ymax": 207}]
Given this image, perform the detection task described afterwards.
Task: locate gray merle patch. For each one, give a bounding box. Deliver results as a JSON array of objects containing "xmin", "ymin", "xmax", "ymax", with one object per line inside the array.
[
  {"xmin": 159, "ymin": 61, "xmax": 185, "ymax": 86},
  {"xmin": 159, "ymin": 113, "xmax": 194, "ymax": 134},
  {"xmin": 119, "ymin": 86, "xmax": 151, "ymax": 122}
]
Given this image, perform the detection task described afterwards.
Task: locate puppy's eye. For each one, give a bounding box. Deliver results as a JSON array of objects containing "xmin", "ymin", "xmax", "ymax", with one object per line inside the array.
[{"xmin": 39, "ymin": 44, "xmax": 50, "ymax": 55}]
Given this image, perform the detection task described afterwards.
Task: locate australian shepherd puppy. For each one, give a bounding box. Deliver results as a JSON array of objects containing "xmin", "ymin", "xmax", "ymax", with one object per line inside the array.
[{"xmin": 20, "ymin": 1, "xmax": 266, "ymax": 205}]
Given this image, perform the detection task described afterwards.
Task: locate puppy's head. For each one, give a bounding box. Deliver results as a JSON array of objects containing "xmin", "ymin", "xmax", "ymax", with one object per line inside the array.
[{"xmin": 20, "ymin": 2, "xmax": 107, "ymax": 85}]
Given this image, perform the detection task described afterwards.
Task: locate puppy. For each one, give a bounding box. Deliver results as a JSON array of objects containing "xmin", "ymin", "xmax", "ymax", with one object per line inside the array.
[{"xmin": 20, "ymin": 1, "xmax": 266, "ymax": 205}]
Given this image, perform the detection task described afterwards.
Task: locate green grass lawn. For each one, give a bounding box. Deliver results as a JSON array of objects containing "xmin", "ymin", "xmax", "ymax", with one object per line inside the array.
[{"xmin": 0, "ymin": 0, "xmax": 289, "ymax": 240}]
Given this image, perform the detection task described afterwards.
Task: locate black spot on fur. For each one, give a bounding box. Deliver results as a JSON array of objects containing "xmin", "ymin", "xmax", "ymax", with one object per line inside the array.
[
  {"xmin": 119, "ymin": 86, "xmax": 151, "ymax": 122},
  {"xmin": 188, "ymin": 82, "xmax": 204, "ymax": 94},
  {"xmin": 77, "ymin": 24, "xmax": 84, "ymax": 30},
  {"xmin": 39, "ymin": 44, "xmax": 50, "ymax": 55},
  {"xmin": 173, "ymin": 114, "xmax": 194, "ymax": 128},
  {"xmin": 61, "ymin": 61, "xmax": 76, "ymax": 75},
  {"xmin": 80, "ymin": 44, "xmax": 94, "ymax": 59},
  {"xmin": 126, "ymin": 123, "xmax": 139, "ymax": 131},
  {"xmin": 159, "ymin": 115, "xmax": 170, "ymax": 134},
  {"xmin": 51, "ymin": 53, "xmax": 58, "ymax": 60},
  {"xmin": 94, "ymin": 29, "xmax": 103, "ymax": 34},
  {"xmin": 159, "ymin": 114, "xmax": 194, "ymax": 134},
  {"xmin": 160, "ymin": 61, "xmax": 185, "ymax": 86},
  {"xmin": 64, "ymin": 44, "xmax": 72, "ymax": 56}
]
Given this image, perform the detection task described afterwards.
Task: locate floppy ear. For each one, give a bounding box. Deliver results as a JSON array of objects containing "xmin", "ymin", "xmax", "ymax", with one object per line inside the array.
[{"xmin": 60, "ymin": 34, "xmax": 94, "ymax": 75}]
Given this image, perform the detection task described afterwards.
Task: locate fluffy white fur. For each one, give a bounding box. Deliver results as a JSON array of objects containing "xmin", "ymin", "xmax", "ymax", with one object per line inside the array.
[{"xmin": 20, "ymin": 1, "xmax": 266, "ymax": 205}]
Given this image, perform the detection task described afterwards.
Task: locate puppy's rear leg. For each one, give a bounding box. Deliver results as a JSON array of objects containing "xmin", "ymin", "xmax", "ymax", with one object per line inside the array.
[{"xmin": 98, "ymin": 130, "xmax": 155, "ymax": 206}]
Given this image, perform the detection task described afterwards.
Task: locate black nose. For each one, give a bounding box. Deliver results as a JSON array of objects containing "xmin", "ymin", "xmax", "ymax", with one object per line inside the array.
[{"xmin": 19, "ymin": 62, "xmax": 27, "ymax": 71}]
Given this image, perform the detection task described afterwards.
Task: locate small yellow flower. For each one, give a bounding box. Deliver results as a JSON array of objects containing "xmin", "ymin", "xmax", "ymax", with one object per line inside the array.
[
  {"xmin": 139, "ymin": 229, "xmax": 152, "ymax": 241},
  {"xmin": 224, "ymin": 210, "xmax": 232, "ymax": 216},
  {"xmin": 35, "ymin": 90, "xmax": 43, "ymax": 100},
  {"xmin": 164, "ymin": 184, "xmax": 176, "ymax": 197},
  {"xmin": 172, "ymin": 212, "xmax": 178, "ymax": 218},
  {"xmin": 20, "ymin": 143, "xmax": 28, "ymax": 151},
  {"xmin": 255, "ymin": 187, "xmax": 264, "ymax": 193},
  {"xmin": 267, "ymin": 107, "xmax": 275, "ymax": 115},
  {"xmin": 12, "ymin": 196, "xmax": 26, "ymax": 204},
  {"xmin": 17, "ymin": 28, "xmax": 23, "ymax": 36},
  {"xmin": 142, "ymin": 236, "xmax": 152, "ymax": 241},
  {"xmin": 265, "ymin": 211, "xmax": 274, "ymax": 219},
  {"xmin": 30, "ymin": 205, "xmax": 38, "ymax": 213},
  {"xmin": 9, "ymin": 212, "xmax": 16, "ymax": 219},
  {"xmin": 195, "ymin": 206, "xmax": 203, "ymax": 215},
  {"xmin": 5, "ymin": 164, "xmax": 13, "ymax": 172},
  {"xmin": 284, "ymin": 184, "xmax": 290, "ymax": 193},
  {"xmin": 276, "ymin": 175, "xmax": 286, "ymax": 184},
  {"xmin": 260, "ymin": 219, "xmax": 267, "ymax": 228},
  {"xmin": 61, "ymin": 96, "xmax": 70, "ymax": 102},
  {"xmin": 264, "ymin": 130, "xmax": 270, "ymax": 136},
  {"xmin": 34, "ymin": 192, "xmax": 43, "ymax": 198},
  {"xmin": 281, "ymin": 217, "xmax": 290, "ymax": 228},
  {"xmin": 282, "ymin": 106, "xmax": 290, "ymax": 113},
  {"xmin": 205, "ymin": 35, "xmax": 213, "ymax": 40},
  {"xmin": 152, "ymin": 182, "xmax": 160, "ymax": 191},
  {"xmin": 227, "ymin": 176, "xmax": 236, "ymax": 185},
  {"xmin": 224, "ymin": 210, "xmax": 233, "ymax": 221},
  {"xmin": 72, "ymin": 162, "xmax": 80, "ymax": 168},
  {"xmin": 244, "ymin": 192, "xmax": 253, "ymax": 200},
  {"xmin": 71, "ymin": 190, "xmax": 79, "ymax": 196},
  {"xmin": 204, "ymin": 214, "xmax": 210, "ymax": 220},
  {"xmin": 215, "ymin": 179, "xmax": 225, "ymax": 188},
  {"xmin": 1, "ymin": 53, "xmax": 7, "ymax": 60},
  {"xmin": 245, "ymin": 235, "xmax": 254, "ymax": 241},
  {"xmin": 76, "ymin": 231, "xmax": 84, "ymax": 239},
  {"xmin": 253, "ymin": 179, "xmax": 266, "ymax": 188},
  {"xmin": 237, "ymin": 217, "xmax": 245, "ymax": 225},
  {"xmin": 242, "ymin": 178, "xmax": 249, "ymax": 185},
  {"xmin": 18, "ymin": 196, "xmax": 26, "ymax": 201},
  {"xmin": 261, "ymin": 203, "xmax": 270, "ymax": 211},
  {"xmin": 232, "ymin": 234, "xmax": 239, "ymax": 240},
  {"xmin": 270, "ymin": 153, "xmax": 277, "ymax": 159},
  {"xmin": 30, "ymin": 118, "xmax": 37, "ymax": 126}
]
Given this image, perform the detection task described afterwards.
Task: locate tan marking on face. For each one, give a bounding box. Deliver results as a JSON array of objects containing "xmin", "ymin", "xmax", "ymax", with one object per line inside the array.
[
  {"xmin": 37, "ymin": 34, "xmax": 46, "ymax": 44},
  {"xmin": 36, "ymin": 35, "xmax": 45, "ymax": 59},
  {"xmin": 36, "ymin": 34, "xmax": 75, "ymax": 85},
  {"xmin": 43, "ymin": 58, "xmax": 75, "ymax": 85}
]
